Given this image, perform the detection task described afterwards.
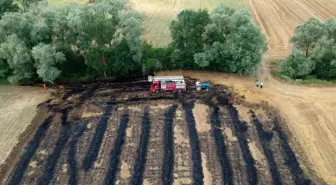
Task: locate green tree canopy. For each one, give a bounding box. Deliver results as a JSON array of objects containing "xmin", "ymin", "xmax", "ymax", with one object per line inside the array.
[
  {"xmin": 290, "ymin": 17, "xmax": 327, "ymax": 57},
  {"xmin": 281, "ymin": 18, "xmax": 336, "ymax": 80},
  {"xmin": 169, "ymin": 5, "xmax": 266, "ymax": 74},
  {"xmin": 170, "ymin": 9, "xmax": 210, "ymax": 69},
  {"xmin": 0, "ymin": 0, "xmax": 144, "ymax": 84},
  {"xmin": 0, "ymin": 0, "xmax": 19, "ymax": 17},
  {"xmin": 32, "ymin": 43, "xmax": 65, "ymax": 83}
]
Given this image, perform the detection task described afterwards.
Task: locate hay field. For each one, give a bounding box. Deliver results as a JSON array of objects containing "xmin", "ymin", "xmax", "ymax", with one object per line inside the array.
[
  {"xmin": 247, "ymin": 0, "xmax": 336, "ymax": 57},
  {"xmin": 130, "ymin": 0, "xmax": 246, "ymax": 47}
]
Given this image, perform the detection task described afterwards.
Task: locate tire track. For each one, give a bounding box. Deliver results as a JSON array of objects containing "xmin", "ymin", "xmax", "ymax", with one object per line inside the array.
[
  {"xmin": 131, "ymin": 107, "xmax": 151, "ymax": 185},
  {"xmin": 104, "ymin": 113, "xmax": 129, "ymax": 185},
  {"xmin": 183, "ymin": 102, "xmax": 204, "ymax": 185},
  {"xmin": 6, "ymin": 116, "xmax": 53, "ymax": 185},
  {"xmin": 210, "ymin": 106, "xmax": 232, "ymax": 185},
  {"xmin": 162, "ymin": 105, "xmax": 178, "ymax": 185},
  {"xmin": 306, "ymin": 0, "xmax": 334, "ymax": 18}
]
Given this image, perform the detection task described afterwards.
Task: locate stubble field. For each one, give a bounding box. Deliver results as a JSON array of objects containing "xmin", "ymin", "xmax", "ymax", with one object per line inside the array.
[
  {"xmin": 0, "ymin": 80, "xmax": 315, "ymax": 185},
  {"xmin": 130, "ymin": 0, "xmax": 336, "ymax": 56},
  {"xmin": 0, "ymin": 86, "xmax": 50, "ymax": 167}
]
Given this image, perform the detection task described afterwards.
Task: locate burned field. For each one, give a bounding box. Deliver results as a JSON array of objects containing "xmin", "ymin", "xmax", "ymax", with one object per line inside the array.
[{"xmin": 0, "ymin": 80, "xmax": 314, "ymax": 185}]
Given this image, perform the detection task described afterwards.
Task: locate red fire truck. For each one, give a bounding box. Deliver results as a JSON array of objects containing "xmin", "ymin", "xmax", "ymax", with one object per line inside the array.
[{"xmin": 148, "ymin": 76, "xmax": 186, "ymax": 93}]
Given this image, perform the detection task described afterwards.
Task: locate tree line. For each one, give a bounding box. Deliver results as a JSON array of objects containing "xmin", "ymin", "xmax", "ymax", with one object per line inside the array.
[
  {"xmin": 281, "ymin": 18, "xmax": 336, "ymax": 80},
  {"xmin": 0, "ymin": 0, "xmax": 267, "ymax": 84}
]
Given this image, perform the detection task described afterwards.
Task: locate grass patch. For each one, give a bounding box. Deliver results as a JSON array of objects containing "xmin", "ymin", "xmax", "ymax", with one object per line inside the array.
[{"xmin": 269, "ymin": 60, "xmax": 336, "ymax": 86}]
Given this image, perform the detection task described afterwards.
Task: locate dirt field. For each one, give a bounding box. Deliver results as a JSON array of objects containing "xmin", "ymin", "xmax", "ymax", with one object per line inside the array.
[
  {"xmin": 158, "ymin": 57, "xmax": 336, "ymax": 184},
  {"xmin": 0, "ymin": 80, "xmax": 316, "ymax": 185},
  {"xmin": 0, "ymin": 86, "xmax": 50, "ymax": 165}
]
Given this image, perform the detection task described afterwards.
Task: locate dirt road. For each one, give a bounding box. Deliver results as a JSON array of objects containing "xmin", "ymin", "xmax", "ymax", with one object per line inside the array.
[{"xmin": 158, "ymin": 57, "xmax": 336, "ymax": 184}]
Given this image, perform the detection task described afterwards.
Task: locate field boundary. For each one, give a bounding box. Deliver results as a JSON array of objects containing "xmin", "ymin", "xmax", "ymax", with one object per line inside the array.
[{"xmin": 0, "ymin": 107, "xmax": 51, "ymax": 184}]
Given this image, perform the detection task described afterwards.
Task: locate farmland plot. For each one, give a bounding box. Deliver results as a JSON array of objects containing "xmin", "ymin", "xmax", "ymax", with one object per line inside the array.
[
  {"xmin": 0, "ymin": 81, "xmax": 317, "ymax": 185},
  {"xmin": 0, "ymin": 86, "xmax": 50, "ymax": 169},
  {"xmin": 247, "ymin": 0, "xmax": 336, "ymax": 57},
  {"xmin": 130, "ymin": 0, "xmax": 246, "ymax": 47}
]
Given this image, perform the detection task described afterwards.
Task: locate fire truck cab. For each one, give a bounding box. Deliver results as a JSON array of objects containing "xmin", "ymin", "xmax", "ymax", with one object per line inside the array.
[{"xmin": 148, "ymin": 76, "xmax": 186, "ymax": 93}]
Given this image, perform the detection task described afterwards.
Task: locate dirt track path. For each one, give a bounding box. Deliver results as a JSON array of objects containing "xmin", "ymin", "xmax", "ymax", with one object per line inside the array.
[{"xmin": 158, "ymin": 63, "xmax": 336, "ymax": 184}]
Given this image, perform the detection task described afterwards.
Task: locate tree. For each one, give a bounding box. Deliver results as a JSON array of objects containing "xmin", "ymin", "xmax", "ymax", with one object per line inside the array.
[
  {"xmin": 194, "ymin": 5, "xmax": 266, "ymax": 74},
  {"xmin": 281, "ymin": 49, "xmax": 315, "ymax": 78},
  {"xmin": 0, "ymin": 0, "xmax": 145, "ymax": 83},
  {"xmin": 0, "ymin": 34, "xmax": 34, "ymax": 84},
  {"xmin": 281, "ymin": 18, "xmax": 336, "ymax": 80},
  {"xmin": 290, "ymin": 17, "xmax": 327, "ymax": 57},
  {"xmin": 66, "ymin": 0, "xmax": 143, "ymax": 77},
  {"xmin": 31, "ymin": 43, "xmax": 65, "ymax": 83},
  {"xmin": 0, "ymin": 0, "xmax": 18, "ymax": 17},
  {"xmin": 170, "ymin": 9, "xmax": 210, "ymax": 69}
]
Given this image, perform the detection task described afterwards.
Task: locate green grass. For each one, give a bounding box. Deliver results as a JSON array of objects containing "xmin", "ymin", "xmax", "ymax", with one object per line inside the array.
[{"xmin": 269, "ymin": 60, "xmax": 336, "ymax": 86}]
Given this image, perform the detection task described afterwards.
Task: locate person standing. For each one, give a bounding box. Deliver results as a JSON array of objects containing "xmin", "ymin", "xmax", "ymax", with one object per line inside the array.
[
  {"xmin": 256, "ymin": 80, "xmax": 259, "ymax": 87},
  {"xmin": 260, "ymin": 82, "xmax": 263, "ymax": 89}
]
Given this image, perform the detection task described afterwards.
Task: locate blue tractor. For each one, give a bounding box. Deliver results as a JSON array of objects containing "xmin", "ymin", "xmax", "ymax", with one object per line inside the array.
[{"xmin": 196, "ymin": 80, "xmax": 210, "ymax": 91}]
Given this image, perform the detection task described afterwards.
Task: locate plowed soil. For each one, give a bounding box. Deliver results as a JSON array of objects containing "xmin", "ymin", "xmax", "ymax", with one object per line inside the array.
[{"xmin": 0, "ymin": 80, "xmax": 316, "ymax": 185}]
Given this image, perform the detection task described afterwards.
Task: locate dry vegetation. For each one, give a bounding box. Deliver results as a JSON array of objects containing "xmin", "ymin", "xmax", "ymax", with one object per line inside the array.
[
  {"xmin": 130, "ymin": 0, "xmax": 336, "ymax": 57},
  {"xmin": 247, "ymin": 0, "xmax": 336, "ymax": 57},
  {"xmin": 0, "ymin": 81, "xmax": 315, "ymax": 185},
  {"xmin": 130, "ymin": 0, "xmax": 246, "ymax": 47},
  {"xmin": 158, "ymin": 68, "xmax": 336, "ymax": 184},
  {"xmin": 0, "ymin": 86, "xmax": 50, "ymax": 165}
]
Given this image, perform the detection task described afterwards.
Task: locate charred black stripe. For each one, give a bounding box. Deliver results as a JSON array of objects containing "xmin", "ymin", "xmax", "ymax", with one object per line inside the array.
[
  {"xmin": 273, "ymin": 120, "xmax": 311, "ymax": 185},
  {"xmin": 67, "ymin": 124, "xmax": 86, "ymax": 185},
  {"xmin": 251, "ymin": 113, "xmax": 282, "ymax": 185},
  {"xmin": 162, "ymin": 105, "xmax": 178, "ymax": 185},
  {"xmin": 131, "ymin": 109, "xmax": 151, "ymax": 185},
  {"xmin": 37, "ymin": 109, "xmax": 72, "ymax": 185},
  {"xmin": 82, "ymin": 106, "xmax": 112, "ymax": 171},
  {"xmin": 183, "ymin": 102, "xmax": 204, "ymax": 185},
  {"xmin": 7, "ymin": 116, "xmax": 53, "ymax": 185},
  {"xmin": 104, "ymin": 114, "xmax": 129, "ymax": 185},
  {"xmin": 62, "ymin": 88, "xmax": 85, "ymax": 100},
  {"xmin": 228, "ymin": 106, "xmax": 258, "ymax": 185},
  {"xmin": 210, "ymin": 106, "xmax": 233, "ymax": 185}
]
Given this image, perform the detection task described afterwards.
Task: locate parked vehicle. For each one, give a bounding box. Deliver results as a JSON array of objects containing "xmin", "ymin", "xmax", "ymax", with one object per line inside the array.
[
  {"xmin": 148, "ymin": 76, "xmax": 186, "ymax": 93},
  {"xmin": 196, "ymin": 80, "xmax": 210, "ymax": 91}
]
